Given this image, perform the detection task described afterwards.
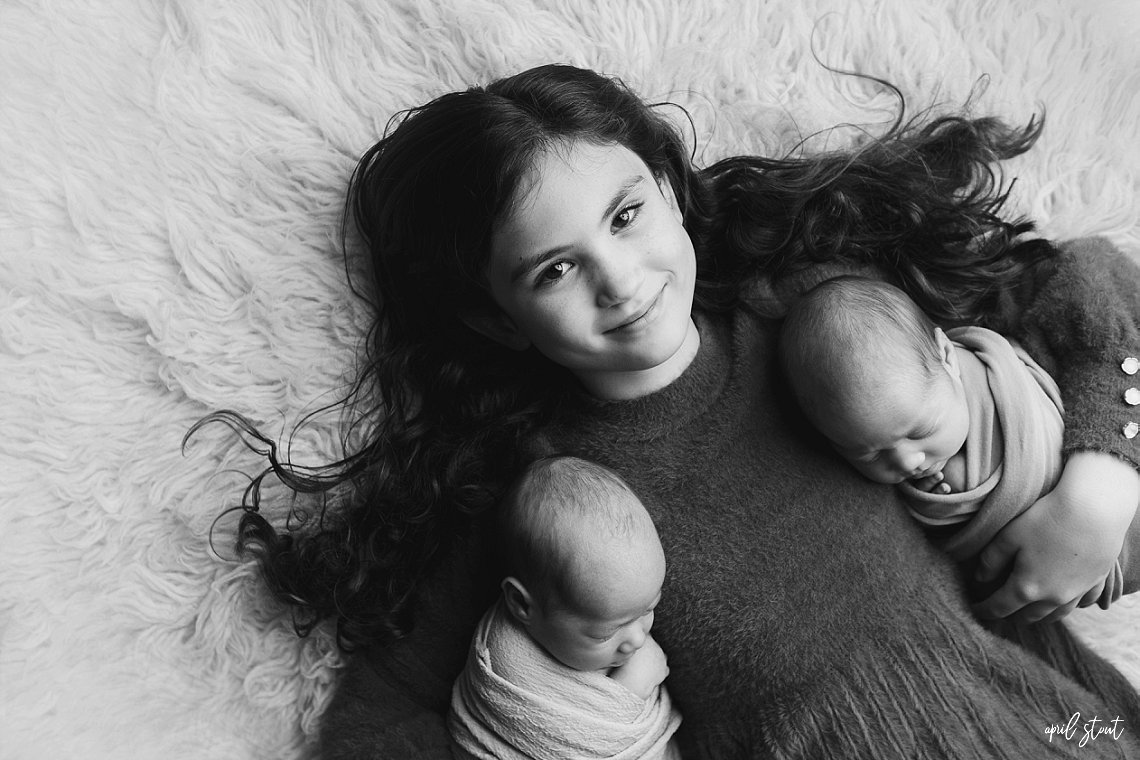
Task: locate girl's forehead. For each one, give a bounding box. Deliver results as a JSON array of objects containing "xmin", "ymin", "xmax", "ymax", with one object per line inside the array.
[
  {"xmin": 492, "ymin": 142, "xmax": 652, "ymax": 259},
  {"xmin": 516, "ymin": 142, "xmax": 648, "ymax": 213}
]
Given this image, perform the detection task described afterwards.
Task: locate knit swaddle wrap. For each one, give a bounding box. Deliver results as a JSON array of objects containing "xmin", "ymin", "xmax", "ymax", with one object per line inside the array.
[
  {"xmin": 448, "ymin": 599, "xmax": 682, "ymax": 760},
  {"xmin": 898, "ymin": 326, "xmax": 1124, "ymax": 603}
]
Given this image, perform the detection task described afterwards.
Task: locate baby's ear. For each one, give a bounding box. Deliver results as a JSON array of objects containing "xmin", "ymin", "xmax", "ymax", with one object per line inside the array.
[
  {"xmin": 460, "ymin": 308, "xmax": 531, "ymax": 351},
  {"xmin": 933, "ymin": 328, "xmax": 961, "ymax": 380},
  {"xmin": 501, "ymin": 576, "xmax": 535, "ymax": 624}
]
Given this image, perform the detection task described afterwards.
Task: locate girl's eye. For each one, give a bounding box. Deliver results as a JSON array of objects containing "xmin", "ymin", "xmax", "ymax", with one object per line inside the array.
[
  {"xmin": 612, "ymin": 202, "xmax": 642, "ymax": 230},
  {"xmin": 538, "ymin": 260, "xmax": 574, "ymax": 284}
]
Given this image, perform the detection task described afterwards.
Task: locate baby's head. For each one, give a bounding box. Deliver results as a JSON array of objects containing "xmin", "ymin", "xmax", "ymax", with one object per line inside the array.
[
  {"xmin": 778, "ymin": 276, "xmax": 969, "ymax": 485},
  {"xmin": 498, "ymin": 455, "xmax": 664, "ymax": 672}
]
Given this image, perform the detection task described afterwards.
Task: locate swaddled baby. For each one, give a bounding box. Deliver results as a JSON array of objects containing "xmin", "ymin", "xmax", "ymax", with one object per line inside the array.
[
  {"xmin": 448, "ymin": 455, "xmax": 682, "ymax": 760},
  {"xmin": 778, "ymin": 275, "xmax": 1124, "ymax": 609}
]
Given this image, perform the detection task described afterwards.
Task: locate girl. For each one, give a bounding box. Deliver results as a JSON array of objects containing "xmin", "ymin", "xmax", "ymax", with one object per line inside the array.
[{"xmin": 209, "ymin": 65, "xmax": 1140, "ymax": 757}]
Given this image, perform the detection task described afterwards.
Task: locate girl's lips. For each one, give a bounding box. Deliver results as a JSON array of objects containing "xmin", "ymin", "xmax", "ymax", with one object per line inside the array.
[{"xmin": 606, "ymin": 286, "xmax": 664, "ymax": 334}]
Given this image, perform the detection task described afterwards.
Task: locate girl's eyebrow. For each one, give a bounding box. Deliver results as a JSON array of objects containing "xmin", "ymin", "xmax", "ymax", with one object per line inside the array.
[
  {"xmin": 599, "ymin": 175, "xmax": 645, "ymax": 222},
  {"xmin": 509, "ymin": 245, "xmax": 572, "ymax": 284},
  {"xmin": 507, "ymin": 174, "xmax": 645, "ymax": 284}
]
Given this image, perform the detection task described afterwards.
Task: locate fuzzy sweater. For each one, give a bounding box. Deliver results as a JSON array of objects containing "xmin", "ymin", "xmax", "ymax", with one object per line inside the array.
[{"xmin": 319, "ymin": 238, "xmax": 1140, "ymax": 759}]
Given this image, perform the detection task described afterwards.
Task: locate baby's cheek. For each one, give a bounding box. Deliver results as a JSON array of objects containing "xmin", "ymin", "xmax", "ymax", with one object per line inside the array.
[{"xmin": 855, "ymin": 461, "xmax": 900, "ymax": 485}]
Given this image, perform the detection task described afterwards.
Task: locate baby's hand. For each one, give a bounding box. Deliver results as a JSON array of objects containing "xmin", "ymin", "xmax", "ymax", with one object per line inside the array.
[
  {"xmin": 609, "ymin": 634, "xmax": 669, "ymax": 700},
  {"xmin": 910, "ymin": 471, "xmax": 951, "ymax": 494}
]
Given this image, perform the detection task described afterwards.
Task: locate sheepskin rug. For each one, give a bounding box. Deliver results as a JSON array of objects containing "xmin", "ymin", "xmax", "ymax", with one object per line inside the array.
[{"xmin": 2, "ymin": 0, "xmax": 1138, "ymax": 757}]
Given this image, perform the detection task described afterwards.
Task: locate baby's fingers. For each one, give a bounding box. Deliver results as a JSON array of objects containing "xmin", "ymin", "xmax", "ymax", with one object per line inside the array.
[{"xmin": 910, "ymin": 472, "xmax": 950, "ymax": 494}]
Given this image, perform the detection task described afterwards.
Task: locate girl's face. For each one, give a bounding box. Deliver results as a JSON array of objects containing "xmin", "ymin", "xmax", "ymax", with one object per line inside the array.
[{"xmin": 476, "ymin": 140, "xmax": 699, "ymax": 400}]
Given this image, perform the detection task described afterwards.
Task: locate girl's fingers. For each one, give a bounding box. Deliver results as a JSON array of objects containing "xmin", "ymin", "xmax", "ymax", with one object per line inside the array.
[
  {"xmin": 1077, "ymin": 580, "xmax": 1107, "ymax": 609},
  {"xmin": 974, "ymin": 591, "xmax": 1075, "ymax": 623},
  {"xmin": 975, "ymin": 535, "xmax": 1017, "ymax": 583},
  {"xmin": 1030, "ymin": 598, "xmax": 1080, "ymax": 626},
  {"xmin": 972, "ymin": 583, "xmax": 1027, "ymax": 620}
]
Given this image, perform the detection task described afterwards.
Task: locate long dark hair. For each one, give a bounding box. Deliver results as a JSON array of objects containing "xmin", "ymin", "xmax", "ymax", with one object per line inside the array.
[
  {"xmin": 698, "ymin": 97, "xmax": 1051, "ymax": 321},
  {"xmin": 195, "ymin": 64, "xmax": 1053, "ymax": 650}
]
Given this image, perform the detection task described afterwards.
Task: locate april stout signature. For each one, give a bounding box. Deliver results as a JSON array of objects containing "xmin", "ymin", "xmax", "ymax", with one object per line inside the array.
[{"xmin": 1045, "ymin": 713, "xmax": 1124, "ymax": 747}]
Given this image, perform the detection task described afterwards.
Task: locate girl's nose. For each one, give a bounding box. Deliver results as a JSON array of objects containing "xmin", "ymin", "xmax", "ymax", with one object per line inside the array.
[{"xmin": 593, "ymin": 247, "xmax": 643, "ymax": 308}]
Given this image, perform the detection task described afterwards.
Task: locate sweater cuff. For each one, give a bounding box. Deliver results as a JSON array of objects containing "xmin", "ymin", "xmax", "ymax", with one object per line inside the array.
[{"xmin": 1060, "ymin": 353, "xmax": 1140, "ymax": 470}]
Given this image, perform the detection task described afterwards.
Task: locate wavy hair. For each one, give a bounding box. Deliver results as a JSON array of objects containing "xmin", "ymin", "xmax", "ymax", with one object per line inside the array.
[
  {"xmin": 694, "ymin": 85, "xmax": 1053, "ymax": 320},
  {"xmin": 195, "ymin": 64, "xmax": 1054, "ymax": 650}
]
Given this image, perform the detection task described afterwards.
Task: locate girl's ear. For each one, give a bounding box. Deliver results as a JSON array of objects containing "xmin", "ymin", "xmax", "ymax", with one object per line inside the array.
[
  {"xmin": 656, "ymin": 172, "xmax": 683, "ymax": 222},
  {"xmin": 501, "ymin": 576, "xmax": 536, "ymax": 624},
  {"xmin": 460, "ymin": 308, "xmax": 532, "ymax": 351},
  {"xmin": 933, "ymin": 327, "xmax": 960, "ymax": 380}
]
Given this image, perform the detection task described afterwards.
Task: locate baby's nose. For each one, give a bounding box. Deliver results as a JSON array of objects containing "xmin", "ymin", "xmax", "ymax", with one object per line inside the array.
[
  {"xmin": 890, "ymin": 448, "xmax": 925, "ymax": 472},
  {"xmin": 618, "ymin": 625, "xmax": 648, "ymax": 654}
]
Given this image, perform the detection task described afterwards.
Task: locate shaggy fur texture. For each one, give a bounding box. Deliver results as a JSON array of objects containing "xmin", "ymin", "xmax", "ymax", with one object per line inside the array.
[{"xmin": 1, "ymin": 0, "xmax": 1137, "ymax": 757}]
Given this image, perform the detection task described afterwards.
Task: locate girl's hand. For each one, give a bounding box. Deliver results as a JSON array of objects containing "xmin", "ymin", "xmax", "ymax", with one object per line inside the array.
[
  {"xmin": 609, "ymin": 633, "xmax": 669, "ymax": 700},
  {"xmin": 972, "ymin": 451, "xmax": 1139, "ymax": 624}
]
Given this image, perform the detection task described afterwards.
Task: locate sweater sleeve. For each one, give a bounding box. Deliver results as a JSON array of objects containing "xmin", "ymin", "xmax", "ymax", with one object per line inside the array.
[
  {"xmin": 985, "ymin": 236, "xmax": 1140, "ymax": 594},
  {"xmin": 987, "ymin": 236, "xmax": 1140, "ymax": 467}
]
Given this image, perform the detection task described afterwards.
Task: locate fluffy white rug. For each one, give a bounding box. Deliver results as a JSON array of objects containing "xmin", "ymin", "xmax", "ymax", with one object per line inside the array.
[{"xmin": 2, "ymin": 0, "xmax": 1138, "ymax": 757}]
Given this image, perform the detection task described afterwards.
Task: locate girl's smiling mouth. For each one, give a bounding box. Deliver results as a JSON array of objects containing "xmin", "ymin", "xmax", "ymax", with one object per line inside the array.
[{"xmin": 606, "ymin": 286, "xmax": 665, "ymax": 334}]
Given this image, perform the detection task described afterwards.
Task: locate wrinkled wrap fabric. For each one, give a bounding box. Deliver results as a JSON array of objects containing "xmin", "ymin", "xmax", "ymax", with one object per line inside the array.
[
  {"xmin": 899, "ymin": 325, "xmax": 1125, "ymax": 606},
  {"xmin": 448, "ymin": 599, "xmax": 682, "ymax": 760}
]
